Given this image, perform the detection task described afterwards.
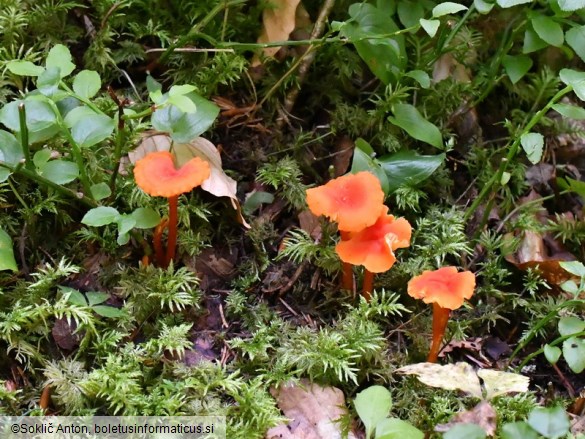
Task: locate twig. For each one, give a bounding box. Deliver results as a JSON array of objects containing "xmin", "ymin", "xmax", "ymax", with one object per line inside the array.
[
  {"xmin": 145, "ymin": 47, "xmax": 234, "ymax": 53},
  {"xmin": 278, "ymin": 297, "xmax": 299, "ymax": 316},
  {"xmin": 218, "ymin": 302, "xmax": 229, "ymax": 329}
]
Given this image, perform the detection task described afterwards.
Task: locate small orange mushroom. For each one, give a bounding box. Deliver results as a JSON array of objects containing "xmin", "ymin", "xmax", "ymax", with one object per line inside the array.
[
  {"xmin": 407, "ymin": 267, "xmax": 476, "ymax": 362},
  {"xmin": 336, "ymin": 208, "xmax": 412, "ymax": 300},
  {"xmin": 306, "ymin": 172, "xmax": 386, "ymax": 292},
  {"xmin": 134, "ymin": 151, "xmax": 210, "ymax": 267}
]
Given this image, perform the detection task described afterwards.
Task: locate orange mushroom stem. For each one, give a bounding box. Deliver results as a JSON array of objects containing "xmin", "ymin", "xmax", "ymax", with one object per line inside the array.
[
  {"xmin": 407, "ymin": 267, "xmax": 476, "ymax": 363},
  {"xmin": 165, "ymin": 195, "xmax": 179, "ymax": 266},
  {"xmin": 339, "ymin": 231, "xmax": 355, "ymax": 293}
]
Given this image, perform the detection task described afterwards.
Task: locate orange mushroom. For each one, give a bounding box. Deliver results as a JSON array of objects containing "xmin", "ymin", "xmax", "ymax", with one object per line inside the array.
[
  {"xmin": 134, "ymin": 151, "xmax": 210, "ymax": 267},
  {"xmin": 407, "ymin": 267, "xmax": 476, "ymax": 362},
  {"xmin": 336, "ymin": 208, "xmax": 412, "ymax": 301},
  {"xmin": 306, "ymin": 172, "xmax": 386, "ymax": 292}
]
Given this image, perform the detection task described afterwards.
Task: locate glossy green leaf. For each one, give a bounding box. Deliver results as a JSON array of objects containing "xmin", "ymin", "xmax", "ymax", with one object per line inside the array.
[
  {"xmin": 23, "ymin": 98, "xmax": 58, "ymax": 133},
  {"xmin": 397, "ymin": 0, "xmax": 425, "ymax": 28},
  {"xmin": 502, "ymin": 55, "xmax": 533, "ymax": 84},
  {"xmin": 73, "ymin": 70, "xmax": 101, "ymax": 99},
  {"xmin": 85, "ymin": 291, "xmax": 109, "ymax": 306},
  {"xmin": 351, "ymin": 139, "xmax": 390, "ymax": 194},
  {"xmin": 37, "ymin": 160, "xmax": 79, "ymax": 184},
  {"xmin": 243, "ymin": 191, "xmax": 275, "ymax": 214},
  {"xmin": 552, "ymin": 103, "xmax": 585, "ymax": 120},
  {"xmin": 92, "ymin": 305, "xmax": 125, "ymax": 318},
  {"xmin": 497, "ymin": 0, "xmax": 533, "ymax": 6},
  {"xmin": 62, "ymin": 286, "xmax": 87, "ymax": 306},
  {"xmin": 117, "ymin": 215, "xmax": 136, "ymax": 236},
  {"xmin": 6, "ymin": 60, "xmax": 44, "ymax": 76},
  {"xmin": 71, "ymin": 114, "xmax": 115, "ymax": 148},
  {"xmin": 90, "ymin": 182, "xmax": 112, "ymax": 201},
  {"xmin": 420, "ymin": 18, "xmax": 440, "ymax": 37},
  {"xmin": 444, "ymin": 424, "xmax": 486, "ymax": 439},
  {"xmin": 531, "ymin": 15, "xmax": 564, "ymax": 47},
  {"xmin": 432, "ymin": 2, "xmax": 468, "ymax": 17},
  {"xmin": 520, "ymin": 132, "xmax": 544, "ymax": 164},
  {"xmin": 117, "ymin": 232, "xmax": 130, "ymax": 246},
  {"xmin": 559, "ymin": 260, "xmax": 585, "ymax": 277},
  {"xmin": 523, "ymin": 27, "xmax": 548, "ymax": 53},
  {"xmin": 558, "ymin": 316, "xmax": 585, "ymax": 336},
  {"xmin": 0, "ymin": 98, "xmax": 58, "ymax": 143},
  {"xmin": 378, "ymin": 150, "xmax": 445, "ymax": 193},
  {"xmin": 566, "ymin": 25, "xmax": 585, "ymax": 62},
  {"xmin": 559, "ymin": 68, "xmax": 585, "ymax": 101},
  {"xmin": 388, "ymin": 103, "xmax": 443, "ymax": 148},
  {"xmin": 557, "ymin": 0, "xmax": 585, "ymax": 11},
  {"xmin": 562, "ymin": 337, "xmax": 585, "ymax": 373},
  {"xmin": 37, "ymin": 67, "xmax": 61, "ymax": 96},
  {"xmin": 45, "ymin": 44, "xmax": 75, "ymax": 78},
  {"xmin": 146, "ymin": 74, "xmax": 162, "ymax": 94},
  {"xmin": 131, "ymin": 207, "xmax": 161, "ymax": 229},
  {"xmin": 376, "ymin": 418, "xmax": 424, "ymax": 439},
  {"xmin": 527, "ymin": 406, "xmax": 570, "ymax": 439},
  {"xmin": 81, "ymin": 207, "xmax": 120, "ymax": 227},
  {"xmin": 169, "ymin": 84, "xmax": 197, "ymax": 97},
  {"xmin": 474, "ymin": 0, "xmax": 495, "ymax": 13},
  {"xmin": 338, "ymin": 3, "xmax": 406, "ymax": 84},
  {"xmin": 544, "ymin": 344, "xmax": 562, "ymax": 364},
  {"xmin": 0, "ymin": 130, "xmax": 23, "ymax": 182},
  {"xmin": 0, "ymin": 228, "xmax": 17, "ymax": 272},
  {"xmin": 354, "ymin": 385, "xmax": 392, "ymax": 438},
  {"xmin": 167, "ymin": 94, "xmax": 197, "ymax": 113},
  {"xmin": 501, "ymin": 422, "xmax": 539, "ymax": 439},
  {"xmin": 405, "ymin": 70, "xmax": 431, "ymax": 88},
  {"xmin": 64, "ymin": 106, "xmax": 99, "ymax": 128},
  {"xmin": 560, "ymin": 280, "xmax": 579, "ymax": 295}
]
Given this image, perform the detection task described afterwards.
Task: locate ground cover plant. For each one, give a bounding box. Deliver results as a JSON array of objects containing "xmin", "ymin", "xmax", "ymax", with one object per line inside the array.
[{"xmin": 1, "ymin": 0, "xmax": 585, "ymax": 437}]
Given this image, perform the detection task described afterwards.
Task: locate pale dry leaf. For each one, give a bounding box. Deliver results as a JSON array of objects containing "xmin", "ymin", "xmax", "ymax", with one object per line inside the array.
[
  {"xmin": 477, "ymin": 369, "xmax": 530, "ymax": 400},
  {"xmin": 396, "ymin": 362, "xmax": 483, "ymax": 398},
  {"xmin": 266, "ymin": 379, "xmax": 358, "ymax": 439},
  {"xmin": 252, "ymin": 0, "xmax": 302, "ymax": 66},
  {"xmin": 435, "ymin": 401, "xmax": 497, "ymax": 436}
]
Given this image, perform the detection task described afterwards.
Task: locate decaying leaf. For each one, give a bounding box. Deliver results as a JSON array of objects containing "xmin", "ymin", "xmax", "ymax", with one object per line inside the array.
[
  {"xmin": 266, "ymin": 379, "xmax": 358, "ymax": 439},
  {"xmin": 131, "ymin": 132, "xmax": 250, "ymax": 228},
  {"xmin": 396, "ymin": 362, "xmax": 529, "ymax": 400},
  {"xmin": 435, "ymin": 401, "xmax": 497, "ymax": 436}
]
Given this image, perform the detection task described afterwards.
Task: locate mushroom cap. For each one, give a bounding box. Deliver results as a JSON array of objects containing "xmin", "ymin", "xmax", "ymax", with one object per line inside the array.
[
  {"xmin": 134, "ymin": 151, "xmax": 211, "ymax": 197},
  {"xmin": 335, "ymin": 209, "xmax": 412, "ymax": 273},
  {"xmin": 407, "ymin": 266, "xmax": 475, "ymax": 310},
  {"xmin": 306, "ymin": 172, "xmax": 386, "ymax": 232}
]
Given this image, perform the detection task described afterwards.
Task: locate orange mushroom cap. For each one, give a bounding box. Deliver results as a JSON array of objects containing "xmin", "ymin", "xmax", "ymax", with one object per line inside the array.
[
  {"xmin": 134, "ymin": 151, "xmax": 211, "ymax": 197},
  {"xmin": 407, "ymin": 266, "xmax": 476, "ymax": 310},
  {"xmin": 306, "ymin": 172, "xmax": 386, "ymax": 232},
  {"xmin": 335, "ymin": 208, "xmax": 412, "ymax": 273}
]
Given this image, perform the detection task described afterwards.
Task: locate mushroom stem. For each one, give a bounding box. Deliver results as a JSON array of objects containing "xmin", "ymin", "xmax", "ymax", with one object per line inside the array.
[
  {"xmin": 362, "ymin": 269, "xmax": 374, "ymax": 302},
  {"xmin": 340, "ymin": 231, "xmax": 355, "ymax": 293},
  {"xmin": 428, "ymin": 303, "xmax": 451, "ymax": 363},
  {"xmin": 165, "ymin": 195, "xmax": 179, "ymax": 267},
  {"xmin": 153, "ymin": 218, "xmax": 168, "ymax": 267}
]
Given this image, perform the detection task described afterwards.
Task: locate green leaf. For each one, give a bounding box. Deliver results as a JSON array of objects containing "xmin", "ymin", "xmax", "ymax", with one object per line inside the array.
[
  {"xmin": 378, "ymin": 150, "xmax": 445, "ymax": 193},
  {"xmin": 497, "ymin": 0, "xmax": 533, "ymax": 6},
  {"xmin": 351, "ymin": 139, "xmax": 390, "ymax": 194},
  {"xmin": 243, "ymin": 191, "xmax": 275, "ymax": 214},
  {"xmin": 0, "ymin": 130, "xmax": 24, "ymax": 182},
  {"xmin": 0, "ymin": 229, "xmax": 17, "ymax": 272},
  {"xmin": 552, "ymin": 103, "xmax": 585, "ymax": 119},
  {"xmin": 71, "ymin": 114, "xmax": 115, "ymax": 148},
  {"xmin": 354, "ymin": 385, "xmax": 392, "ymax": 438},
  {"xmin": 544, "ymin": 344, "xmax": 562, "ymax": 364},
  {"xmin": 85, "ymin": 291, "xmax": 109, "ymax": 306},
  {"xmin": 501, "ymin": 422, "xmax": 539, "ymax": 439},
  {"xmin": 523, "ymin": 27, "xmax": 548, "ymax": 53},
  {"xmin": 557, "ymin": 0, "xmax": 585, "ymax": 11},
  {"xmin": 73, "ymin": 70, "xmax": 101, "ymax": 99},
  {"xmin": 90, "ymin": 182, "xmax": 112, "ymax": 201},
  {"xmin": 420, "ymin": 18, "xmax": 441, "ymax": 37},
  {"xmin": 566, "ymin": 26, "xmax": 585, "ymax": 63},
  {"xmin": 117, "ymin": 231, "xmax": 130, "ymax": 246},
  {"xmin": 397, "ymin": 0, "xmax": 425, "ymax": 28},
  {"xmin": 130, "ymin": 207, "xmax": 161, "ymax": 229},
  {"xmin": 405, "ymin": 70, "xmax": 431, "ymax": 88},
  {"xmin": 81, "ymin": 207, "xmax": 120, "ymax": 227},
  {"xmin": 338, "ymin": 3, "xmax": 406, "ymax": 84},
  {"xmin": 520, "ymin": 132, "xmax": 544, "ymax": 164},
  {"xmin": 388, "ymin": 103, "xmax": 443, "ymax": 148},
  {"xmin": 562, "ymin": 337, "xmax": 585, "ymax": 373},
  {"xmin": 558, "ymin": 316, "xmax": 585, "ymax": 336},
  {"xmin": 6, "ymin": 60, "xmax": 44, "ymax": 76},
  {"xmin": 560, "ymin": 280, "xmax": 579, "ymax": 295},
  {"xmin": 64, "ymin": 106, "xmax": 99, "ymax": 128},
  {"xmin": 444, "ymin": 424, "xmax": 486, "ymax": 439},
  {"xmin": 33, "ymin": 149, "xmax": 53, "ymax": 168},
  {"xmin": 167, "ymin": 94, "xmax": 197, "ymax": 113},
  {"xmin": 559, "ymin": 68, "xmax": 585, "ymax": 101},
  {"xmin": 45, "ymin": 44, "xmax": 75, "ymax": 78},
  {"xmin": 531, "ymin": 15, "xmax": 564, "ymax": 47},
  {"xmin": 116, "ymin": 215, "xmax": 136, "ymax": 237},
  {"xmin": 169, "ymin": 84, "xmax": 197, "ymax": 97},
  {"xmin": 92, "ymin": 305, "xmax": 125, "ymax": 318},
  {"xmin": 376, "ymin": 418, "xmax": 424, "ymax": 439},
  {"xmin": 37, "ymin": 160, "xmax": 79, "ymax": 184},
  {"xmin": 502, "ymin": 55, "xmax": 533, "ymax": 84},
  {"xmin": 62, "ymin": 286, "xmax": 87, "ymax": 306},
  {"xmin": 432, "ymin": 2, "xmax": 468, "ymax": 17},
  {"xmin": 474, "ymin": 0, "xmax": 495, "ymax": 14},
  {"xmin": 559, "ymin": 260, "xmax": 585, "ymax": 277},
  {"xmin": 23, "ymin": 98, "xmax": 58, "ymax": 132},
  {"xmin": 146, "ymin": 74, "xmax": 162, "ymax": 94},
  {"xmin": 37, "ymin": 67, "xmax": 61, "ymax": 96},
  {"xmin": 527, "ymin": 406, "xmax": 570, "ymax": 439},
  {"xmin": 501, "ymin": 171, "xmax": 511, "ymax": 185}
]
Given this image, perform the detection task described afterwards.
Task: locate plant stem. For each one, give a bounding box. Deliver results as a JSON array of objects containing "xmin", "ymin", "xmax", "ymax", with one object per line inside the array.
[
  {"xmin": 18, "ymin": 103, "xmax": 34, "ymax": 172},
  {"xmin": 121, "ymin": 105, "xmax": 156, "ymax": 121},
  {"xmin": 362, "ymin": 269, "xmax": 374, "ymax": 302},
  {"xmin": 428, "ymin": 303, "xmax": 451, "ymax": 363},
  {"xmin": 464, "ymin": 85, "xmax": 573, "ymax": 222},
  {"xmin": 515, "ymin": 330, "xmax": 585, "ymax": 372},
  {"xmin": 165, "ymin": 195, "xmax": 179, "ymax": 267},
  {"xmin": 339, "ymin": 231, "xmax": 355, "ymax": 293}
]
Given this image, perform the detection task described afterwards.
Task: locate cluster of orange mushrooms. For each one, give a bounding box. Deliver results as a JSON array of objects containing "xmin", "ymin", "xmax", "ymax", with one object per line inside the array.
[{"xmin": 306, "ymin": 172, "xmax": 476, "ymax": 363}]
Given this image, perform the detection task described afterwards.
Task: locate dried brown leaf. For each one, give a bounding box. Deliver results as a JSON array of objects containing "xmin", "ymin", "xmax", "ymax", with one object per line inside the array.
[{"xmin": 435, "ymin": 401, "xmax": 497, "ymax": 436}]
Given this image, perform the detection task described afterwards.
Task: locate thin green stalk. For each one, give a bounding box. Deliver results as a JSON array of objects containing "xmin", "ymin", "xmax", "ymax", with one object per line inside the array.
[
  {"xmin": 18, "ymin": 103, "xmax": 34, "ymax": 172},
  {"xmin": 121, "ymin": 106, "xmax": 156, "ymax": 121},
  {"xmin": 516, "ymin": 330, "xmax": 585, "ymax": 372},
  {"xmin": 464, "ymin": 85, "xmax": 573, "ymax": 222},
  {"xmin": 62, "ymin": 129, "xmax": 94, "ymax": 199},
  {"xmin": 7, "ymin": 176, "xmax": 29, "ymax": 210},
  {"xmin": 60, "ymin": 82, "xmax": 102, "ymax": 114}
]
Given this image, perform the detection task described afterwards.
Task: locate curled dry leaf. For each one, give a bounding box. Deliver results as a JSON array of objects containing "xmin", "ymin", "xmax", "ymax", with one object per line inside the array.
[
  {"xmin": 435, "ymin": 401, "xmax": 497, "ymax": 436},
  {"xmin": 131, "ymin": 132, "xmax": 250, "ymax": 228}
]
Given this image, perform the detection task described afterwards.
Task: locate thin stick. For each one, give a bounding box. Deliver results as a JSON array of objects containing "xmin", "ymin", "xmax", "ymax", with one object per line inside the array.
[{"xmin": 165, "ymin": 195, "xmax": 179, "ymax": 266}]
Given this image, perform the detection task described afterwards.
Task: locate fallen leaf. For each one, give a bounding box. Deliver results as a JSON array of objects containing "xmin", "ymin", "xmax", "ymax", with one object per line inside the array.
[
  {"xmin": 482, "ymin": 337, "xmax": 512, "ymax": 361},
  {"xmin": 266, "ymin": 379, "xmax": 359, "ymax": 439},
  {"xmin": 52, "ymin": 318, "xmax": 82, "ymax": 351},
  {"xmin": 440, "ymin": 337, "xmax": 483, "ymax": 357},
  {"xmin": 477, "ymin": 369, "xmax": 530, "ymax": 400},
  {"xmin": 435, "ymin": 401, "xmax": 497, "ymax": 436}
]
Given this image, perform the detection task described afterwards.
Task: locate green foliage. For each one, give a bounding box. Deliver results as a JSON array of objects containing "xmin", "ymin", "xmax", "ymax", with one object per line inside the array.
[{"xmin": 256, "ymin": 157, "xmax": 308, "ymax": 210}]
